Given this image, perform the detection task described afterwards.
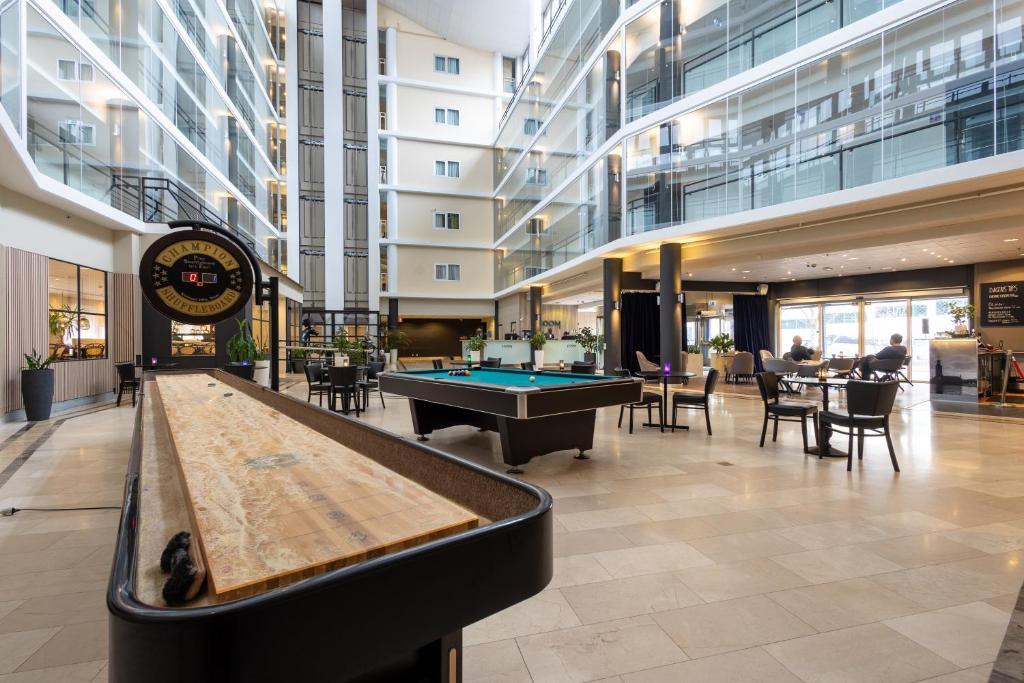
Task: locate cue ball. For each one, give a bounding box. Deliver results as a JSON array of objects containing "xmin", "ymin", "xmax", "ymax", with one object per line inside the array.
[{"xmin": 529, "ymin": 376, "xmax": 536, "ymax": 382}]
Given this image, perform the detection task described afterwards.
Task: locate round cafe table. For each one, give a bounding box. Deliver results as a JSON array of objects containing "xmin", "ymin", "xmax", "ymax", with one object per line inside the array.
[
  {"xmin": 639, "ymin": 371, "xmax": 697, "ymax": 432},
  {"xmin": 787, "ymin": 376, "xmax": 849, "ymax": 457}
]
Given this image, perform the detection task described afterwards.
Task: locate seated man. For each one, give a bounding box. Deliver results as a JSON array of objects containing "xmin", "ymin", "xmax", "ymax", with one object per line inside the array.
[
  {"xmin": 789, "ymin": 335, "xmax": 814, "ymax": 362},
  {"xmin": 875, "ymin": 333, "xmax": 908, "ymax": 360}
]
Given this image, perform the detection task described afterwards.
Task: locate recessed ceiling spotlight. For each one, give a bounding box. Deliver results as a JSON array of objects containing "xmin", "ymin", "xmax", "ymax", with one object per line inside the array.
[
  {"xmin": 848, "ymin": 257, "xmax": 859, "ymax": 260},
  {"xmin": 741, "ymin": 270, "xmax": 751, "ymax": 273},
  {"xmin": 731, "ymin": 267, "xmax": 737, "ymax": 272},
  {"xmin": 687, "ymin": 272, "xmax": 693, "ymax": 276},
  {"xmin": 1005, "ymin": 238, "xmax": 1020, "ymax": 242},
  {"xmin": 822, "ymin": 266, "xmax": 833, "ymax": 271},
  {"xmin": 922, "ymin": 248, "xmax": 929, "ymax": 252},
  {"xmin": 900, "ymin": 258, "xmax": 907, "ymax": 262},
  {"xmin": 786, "ymin": 271, "xmax": 792, "ymax": 275},
  {"xmin": 949, "ymin": 260, "xmax": 955, "ymax": 263}
]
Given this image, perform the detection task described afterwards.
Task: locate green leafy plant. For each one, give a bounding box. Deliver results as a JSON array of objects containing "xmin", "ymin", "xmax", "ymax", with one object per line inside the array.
[
  {"xmin": 708, "ymin": 333, "xmax": 735, "ymax": 354},
  {"xmin": 48, "ymin": 306, "xmax": 76, "ymax": 340},
  {"xmin": 576, "ymin": 327, "xmax": 599, "ymax": 354},
  {"xmin": 23, "ymin": 350, "xmax": 57, "ymax": 370},
  {"xmin": 384, "ymin": 328, "xmax": 410, "ymax": 354},
  {"xmin": 226, "ymin": 319, "xmax": 259, "ymax": 364},
  {"xmin": 949, "ymin": 304, "xmax": 976, "ymax": 327},
  {"xmin": 687, "ymin": 345, "xmax": 703, "ymax": 355},
  {"xmin": 332, "ymin": 334, "xmax": 371, "ymax": 365},
  {"xmin": 291, "ymin": 348, "xmax": 308, "ymax": 360},
  {"xmin": 465, "ymin": 335, "xmax": 486, "ymax": 353},
  {"xmin": 530, "ymin": 331, "xmax": 546, "ymax": 350}
]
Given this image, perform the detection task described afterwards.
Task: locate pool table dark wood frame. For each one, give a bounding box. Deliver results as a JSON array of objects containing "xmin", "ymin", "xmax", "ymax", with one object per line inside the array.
[{"xmin": 380, "ymin": 369, "xmax": 643, "ymax": 473}]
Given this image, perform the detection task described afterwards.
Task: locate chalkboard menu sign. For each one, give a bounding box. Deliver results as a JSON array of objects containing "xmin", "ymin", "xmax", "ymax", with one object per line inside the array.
[{"xmin": 981, "ymin": 281, "xmax": 1024, "ymax": 326}]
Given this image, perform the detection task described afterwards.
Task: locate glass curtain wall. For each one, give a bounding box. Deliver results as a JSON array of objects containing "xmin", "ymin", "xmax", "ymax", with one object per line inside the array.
[
  {"xmin": 496, "ymin": 0, "xmax": 1024, "ymax": 289},
  {"xmin": 779, "ymin": 304, "xmax": 820, "ymax": 352},
  {"xmin": 822, "ymin": 302, "xmax": 860, "ymax": 357}
]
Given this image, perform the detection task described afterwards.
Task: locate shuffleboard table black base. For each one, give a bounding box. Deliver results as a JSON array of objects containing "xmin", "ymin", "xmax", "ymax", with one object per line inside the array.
[{"xmin": 408, "ymin": 399, "xmax": 596, "ymax": 473}]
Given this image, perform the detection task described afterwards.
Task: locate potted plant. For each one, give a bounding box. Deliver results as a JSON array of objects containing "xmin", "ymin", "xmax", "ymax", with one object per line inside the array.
[
  {"xmin": 22, "ymin": 350, "xmax": 57, "ymax": 421},
  {"xmin": 577, "ymin": 327, "xmax": 599, "ymax": 364},
  {"xmin": 289, "ymin": 348, "xmax": 307, "ymax": 374},
  {"xmin": 332, "ymin": 334, "xmax": 369, "ymax": 366},
  {"xmin": 384, "ymin": 328, "xmax": 410, "ymax": 370},
  {"xmin": 708, "ymin": 333, "xmax": 735, "ymax": 373},
  {"xmin": 949, "ymin": 303, "xmax": 976, "ymax": 337},
  {"xmin": 686, "ymin": 344, "xmax": 704, "ymax": 377},
  {"xmin": 224, "ymin": 319, "xmax": 258, "ymax": 380},
  {"xmin": 530, "ymin": 331, "xmax": 546, "ymax": 368},
  {"xmin": 252, "ymin": 335, "xmax": 270, "ymax": 387},
  {"xmin": 466, "ymin": 335, "xmax": 486, "ymax": 364}
]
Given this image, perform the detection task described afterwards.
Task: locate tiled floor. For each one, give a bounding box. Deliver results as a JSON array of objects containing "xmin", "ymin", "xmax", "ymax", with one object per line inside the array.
[{"xmin": 2, "ymin": 376, "xmax": 1024, "ymax": 682}]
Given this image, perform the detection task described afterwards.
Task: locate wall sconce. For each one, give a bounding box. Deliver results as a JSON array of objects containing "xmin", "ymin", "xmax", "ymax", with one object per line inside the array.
[
  {"xmin": 613, "ymin": 69, "xmax": 620, "ymax": 81},
  {"xmin": 677, "ymin": 293, "xmax": 685, "ymax": 304},
  {"xmin": 679, "ymin": 24, "xmax": 687, "ymax": 35},
  {"xmin": 613, "ymin": 300, "xmax": 621, "ymax": 310}
]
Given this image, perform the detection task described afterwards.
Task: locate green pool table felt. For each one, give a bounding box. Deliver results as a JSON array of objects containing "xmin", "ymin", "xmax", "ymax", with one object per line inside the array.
[{"xmin": 396, "ymin": 368, "xmax": 618, "ymax": 388}]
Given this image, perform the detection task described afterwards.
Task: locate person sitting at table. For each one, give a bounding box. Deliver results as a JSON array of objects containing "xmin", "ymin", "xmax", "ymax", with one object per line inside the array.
[
  {"xmin": 875, "ymin": 333, "xmax": 908, "ymax": 360},
  {"xmin": 300, "ymin": 319, "xmax": 315, "ymax": 344},
  {"xmin": 790, "ymin": 335, "xmax": 814, "ymax": 362}
]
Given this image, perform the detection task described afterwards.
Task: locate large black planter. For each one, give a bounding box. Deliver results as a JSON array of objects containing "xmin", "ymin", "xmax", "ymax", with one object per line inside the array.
[
  {"xmin": 21, "ymin": 369, "xmax": 54, "ymax": 421},
  {"xmin": 222, "ymin": 363, "xmax": 255, "ymax": 381},
  {"xmin": 583, "ymin": 352, "xmax": 597, "ymax": 364}
]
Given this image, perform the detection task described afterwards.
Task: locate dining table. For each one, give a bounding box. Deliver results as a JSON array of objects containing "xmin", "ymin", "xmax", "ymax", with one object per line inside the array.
[
  {"xmin": 639, "ymin": 370, "xmax": 697, "ymax": 432},
  {"xmin": 787, "ymin": 376, "xmax": 849, "ymax": 457}
]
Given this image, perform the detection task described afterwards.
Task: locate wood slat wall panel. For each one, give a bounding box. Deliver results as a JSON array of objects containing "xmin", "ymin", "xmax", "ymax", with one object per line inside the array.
[{"xmin": 2, "ymin": 246, "xmax": 140, "ymax": 414}]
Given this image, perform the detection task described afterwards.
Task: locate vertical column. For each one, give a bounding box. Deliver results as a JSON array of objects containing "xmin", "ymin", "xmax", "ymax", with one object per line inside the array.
[
  {"xmin": 323, "ymin": 0, "xmax": 345, "ymax": 309},
  {"xmin": 660, "ymin": 243, "xmax": 682, "ymax": 373},
  {"xmin": 388, "ymin": 298, "xmax": 399, "ymax": 329},
  {"xmin": 366, "ymin": 0, "xmax": 381, "ymax": 314},
  {"xmin": 529, "ymin": 286, "xmax": 542, "ymax": 336},
  {"xmin": 606, "ymin": 153, "xmax": 621, "ymax": 244},
  {"xmin": 494, "ymin": 300, "xmax": 500, "ymax": 340},
  {"xmin": 603, "ymin": 258, "xmax": 623, "ymax": 373},
  {"xmin": 604, "ymin": 50, "xmax": 621, "ymax": 140},
  {"xmin": 284, "ymin": 1, "xmax": 300, "ymax": 286}
]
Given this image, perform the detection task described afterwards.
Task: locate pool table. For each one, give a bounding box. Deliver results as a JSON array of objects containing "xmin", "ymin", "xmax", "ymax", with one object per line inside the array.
[{"xmin": 379, "ymin": 368, "xmax": 643, "ymax": 473}]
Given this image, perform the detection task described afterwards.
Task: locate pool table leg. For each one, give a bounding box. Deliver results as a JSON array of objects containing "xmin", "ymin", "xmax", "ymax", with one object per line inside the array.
[
  {"xmin": 574, "ymin": 450, "xmax": 590, "ymax": 460},
  {"xmin": 417, "ymin": 435, "xmax": 429, "ymax": 442}
]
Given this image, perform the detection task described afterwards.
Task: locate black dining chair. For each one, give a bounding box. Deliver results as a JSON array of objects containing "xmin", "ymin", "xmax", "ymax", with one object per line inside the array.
[
  {"xmin": 115, "ymin": 363, "xmax": 140, "ymax": 407},
  {"xmin": 480, "ymin": 357, "xmax": 502, "ymax": 368},
  {"xmin": 755, "ymin": 372, "xmax": 818, "ymax": 453},
  {"xmin": 303, "ymin": 362, "xmax": 329, "ymax": 406},
  {"xmin": 327, "ymin": 366, "xmax": 361, "ymax": 415},
  {"xmin": 570, "ymin": 362, "xmax": 597, "ymax": 374},
  {"xmin": 819, "ymin": 380, "xmax": 901, "ymax": 472},
  {"xmin": 614, "ymin": 368, "xmax": 662, "ymax": 433},
  {"xmin": 670, "ymin": 368, "xmax": 720, "ymax": 434},
  {"xmin": 432, "ymin": 359, "xmax": 444, "ymax": 370},
  {"xmin": 520, "ymin": 362, "xmax": 535, "ymax": 371},
  {"xmin": 868, "ymin": 358, "xmax": 905, "ymax": 390},
  {"xmin": 363, "ymin": 361, "xmax": 386, "ymax": 409}
]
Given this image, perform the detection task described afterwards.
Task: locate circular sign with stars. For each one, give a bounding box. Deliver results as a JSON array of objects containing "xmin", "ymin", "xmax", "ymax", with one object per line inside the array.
[{"xmin": 139, "ymin": 230, "xmax": 254, "ymax": 325}]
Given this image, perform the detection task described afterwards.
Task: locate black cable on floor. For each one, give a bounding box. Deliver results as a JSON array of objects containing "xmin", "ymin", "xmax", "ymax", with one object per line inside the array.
[{"xmin": 1, "ymin": 505, "xmax": 121, "ymax": 517}]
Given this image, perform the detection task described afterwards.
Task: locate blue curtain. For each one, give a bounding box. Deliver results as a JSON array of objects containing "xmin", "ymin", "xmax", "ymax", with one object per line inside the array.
[
  {"xmin": 620, "ymin": 292, "xmax": 660, "ymax": 372},
  {"xmin": 734, "ymin": 294, "xmax": 771, "ymax": 372}
]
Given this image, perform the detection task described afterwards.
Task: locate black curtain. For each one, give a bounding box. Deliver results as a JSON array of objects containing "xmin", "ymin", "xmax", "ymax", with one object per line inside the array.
[
  {"xmin": 620, "ymin": 292, "xmax": 660, "ymax": 372},
  {"xmin": 734, "ymin": 294, "xmax": 771, "ymax": 372}
]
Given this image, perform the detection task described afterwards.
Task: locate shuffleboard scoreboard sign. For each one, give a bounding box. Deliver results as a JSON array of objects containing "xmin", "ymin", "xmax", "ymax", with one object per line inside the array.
[
  {"xmin": 140, "ymin": 230, "xmax": 254, "ymax": 325},
  {"xmin": 981, "ymin": 280, "xmax": 1024, "ymax": 327}
]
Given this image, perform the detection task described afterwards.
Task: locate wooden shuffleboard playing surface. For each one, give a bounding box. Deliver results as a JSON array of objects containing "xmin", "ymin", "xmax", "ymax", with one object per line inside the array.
[{"xmin": 154, "ymin": 374, "xmax": 479, "ymax": 601}]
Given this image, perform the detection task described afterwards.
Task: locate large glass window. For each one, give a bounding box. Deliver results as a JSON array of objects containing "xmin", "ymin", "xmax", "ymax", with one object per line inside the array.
[
  {"xmin": 822, "ymin": 302, "xmax": 860, "ymax": 357},
  {"xmin": 171, "ymin": 322, "xmax": 215, "ymax": 356},
  {"xmin": 910, "ymin": 295, "xmax": 969, "ymax": 379},
  {"xmin": 779, "ymin": 304, "xmax": 820, "ymax": 354},
  {"xmin": 47, "ymin": 259, "xmax": 106, "ymax": 360},
  {"xmin": 865, "ymin": 299, "xmax": 909, "ymax": 357}
]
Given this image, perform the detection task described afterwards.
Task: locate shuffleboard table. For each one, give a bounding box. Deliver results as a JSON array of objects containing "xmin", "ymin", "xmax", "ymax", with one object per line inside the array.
[
  {"xmin": 379, "ymin": 368, "xmax": 643, "ymax": 473},
  {"xmin": 107, "ymin": 369, "xmax": 552, "ymax": 683}
]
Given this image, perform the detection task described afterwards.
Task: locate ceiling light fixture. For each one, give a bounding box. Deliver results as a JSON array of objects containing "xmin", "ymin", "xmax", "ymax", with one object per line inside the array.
[{"xmin": 1005, "ymin": 238, "xmax": 1020, "ymax": 242}]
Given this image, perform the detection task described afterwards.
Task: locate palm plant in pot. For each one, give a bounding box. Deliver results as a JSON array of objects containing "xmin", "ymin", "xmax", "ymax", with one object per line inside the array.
[
  {"xmin": 577, "ymin": 327, "xmax": 599, "ymax": 364},
  {"xmin": 289, "ymin": 348, "xmax": 307, "ymax": 374},
  {"xmin": 708, "ymin": 333, "xmax": 735, "ymax": 374},
  {"xmin": 22, "ymin": 350, "xmax": 57, "ymax": 421},
  {"xmin": 384, "ymin": 328, "xmax": 410, "ymax": 370},
  {"xmin": 224, "ymin": 319, "xmax": 258, "ymax": 380},
  {"xmin": 530, "ymin": 331, "xmax": 547, "ymax": 368},
  {"xmin": 465, "ymin": 335, "xmax": 485, "ymax": 364}
]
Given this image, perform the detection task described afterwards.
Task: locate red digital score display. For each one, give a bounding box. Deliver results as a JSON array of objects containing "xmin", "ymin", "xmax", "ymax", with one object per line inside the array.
[{"xmin": 180, "ymin": 272, "xmax": 218, "ymax": 286}]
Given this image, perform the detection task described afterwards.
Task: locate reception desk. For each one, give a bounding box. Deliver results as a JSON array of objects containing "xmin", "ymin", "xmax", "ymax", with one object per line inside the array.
[{"xmin": 460, "ymin": 339, "xmax": 588, "ymax": 366}]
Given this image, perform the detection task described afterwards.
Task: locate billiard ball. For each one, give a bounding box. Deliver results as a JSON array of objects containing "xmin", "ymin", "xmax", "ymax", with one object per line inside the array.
[{"xmin": 529, "ymin": 376, "xmax": 536, "ymax": 382}]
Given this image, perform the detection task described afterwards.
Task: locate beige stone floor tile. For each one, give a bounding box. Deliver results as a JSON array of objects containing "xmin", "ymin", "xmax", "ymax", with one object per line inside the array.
[
  {"xmin": 864, "ymin": 511, "xmax": 961, "ymax": 536},
  {"xmin": 547, "ymin": 555, "xmax": 613, "ymax": 590},
  {"xmin": 557, "ymin": 507, "xmax": 651, "ymax": 533},
  {"xmin": 960, "ymin": 479, "xmax": 1024, "ymax": 498},
  {"xmin": 0, "ymin": 534, "xmax": 66, "ymax": 557},
  {"xmin": 0, "ymin": 547, "xmax": 102, "ymax": 579},
  {"xmin": 0, "ymin": 630, "xmax": 58, "ymax": 675},
  {"xmin": 464, "ymin": 639, "xmax": 531, "ymax": 683},
  {"xmin": 16, "ymin": 621, "xmax": 106, "ymax": 672},
  {"xmin": 764, "ymin": 622, "xmax": 957, "ymax": 682},
  {"xmin": 772, "ymin": 544, "xmax": 904, "ymax": 584},
  {"xmin": 884, "ymin": 602, "xmax": 1010, "ymax": 668},
  {"xmin": 613, "ymin": 517, "xmax": 720, "ymax": 545},
  {"xmin": 941, "ymin": 522, "xmax": 1024, "ymax": 554},
  {"xmin": 621, "ymin": 646, "xmax": 802, "ymax": 683},
  {"xmin": 652, "ymin": 482, "xmax": 734, "ymax": 502},
  {"xmin": 542, "ymin": 482, "xmax": 611, "ymax": 499},
  {"xmin": 0, "ymin": 661, "xmax": 105, "ymax": 683},
  {"xmin": 768, "ymin": 577, "xmax": 925, "ymax": 631},
  {"xmin": 651, "ymin": 594, "xmax": 816, "ymax": 659},
  {"xmin": 552, "ymin": 529, "xmax": 633, "ymax": 558},
  {"xmin": 560, "ymin": 572, "xmax": 703, "ymax": 624},
  {"xmin": 675, "ymin": 557, "xmax": 808, "ymax": 602},
  {"xmin": 592, "ymin": 541, "xmax": 713, "ymax": 579},
  {"xmin": 516, "ymin": 616, "xmax": 686, "ymax": 683},
  {"xmin": 632, "ymin": 497, "xmax": 733, "ymax": 522},
  {"xmin": 465, "ymin": 591, "xmax": 581, "ymax": 647},
  {"xmin": 687, "ymin": 530, "xmax": 806, "ymax": 563},
  {"xmin": 984, "ymin": 592, "xmax": 1018, "ymax": 613},
  {"xmin": 918, "ymin": 663, "xmax": 993, "ymax": 681},
  {"xmin": 555, "ymin": 491, "xmax": 663, "ymax": 515},
  {"xmin": 860, "ymin": 533, "xmax": 987, "ymax": 569},
  {"xmin": 0, "ymin": 591, "xmax": 106, "ymax": 634},
  {"xmin": 0, "ymin": 607, "xmax": 20, "ymax": 627},
  {"xmin": 774, "ymin": 519, "xmax": 895, "ymax": 550},
  {"xmin": 0, "ymin": 566, "xmax": 109, "ymax": 603}
]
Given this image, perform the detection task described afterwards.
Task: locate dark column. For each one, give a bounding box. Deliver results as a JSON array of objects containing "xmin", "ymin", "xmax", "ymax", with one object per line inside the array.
[
  {"xmin": 603, "ymin": 258, "xmax": 623, "ymax": 373},
  {"xmin": 528, "ymin": 286, "xmax": 542, "ymax": 336},
  {"xmin": 387, "ymin": 298, "xmax": 399, "ymax": 329},
  {"xmin": 606, "ymin": 153, "xmax": 622, "ymax": 244},
  {"xmin": 604, "ymin": 50, "xmax": 621, "ymax": 139},
  {"xmin": 493, "ymin": 300, "xmax": 500, "ymax": 339},
  {"xmin": 660, "ymin": 243, "xmax": 682, "ymax": 373}
]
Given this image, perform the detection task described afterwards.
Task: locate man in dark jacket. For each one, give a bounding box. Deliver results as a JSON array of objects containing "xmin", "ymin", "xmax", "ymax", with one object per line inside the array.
[
  {"xmin": 790, "ymin": 335, "xmax": 814, "ymax": 362},
  {"xmin": 875, "ymin": 333, "xmax": 908, "ymax": 360}
]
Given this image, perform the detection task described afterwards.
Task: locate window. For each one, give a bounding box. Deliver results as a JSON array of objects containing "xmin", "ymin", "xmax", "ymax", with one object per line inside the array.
[
  {"xmin": 58, "ymin": 120, "xmax": 95, "ymax": 145},
  {"xmin": 47, "ymin": 259, "xmax": 106, "ymax": 360},
  {"xmin": 171, "ymin": 322, "xmax": 215, "ymax": 356},
  {"xmin": 433, "ymin": 212, "xmax": 460, "ymax": 230},
  {"xmin": 433, "ymin": 108, "xmax": 459, "ymax": 125},
  {"xmin": 434, "ymin": 160, "xmax": 460, "ymax": 177},
  {"xmin": 779, "ymin": 304, "xmax": 820, "ymax": 354},
  {"xmin": 524, "ymin": 118, "xmax": 543, "ymax": 135},
  {"xmin": 434, "ymin": 55, "xmax": 460, "ymax": 74},
  {"xmin": 57, "ymin": 59, "xmax": 93, "ymax": 81},
  {"xmin": 79, "ymin": 63, "xmax": 93, "ymax": 81},
  {"xmin": 526, "ymin": 168, "xmax": 548, "ymax": 185},
  {"xmin": 434, "ymin": 263, "xmax": 461, "ymax": 281}
]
